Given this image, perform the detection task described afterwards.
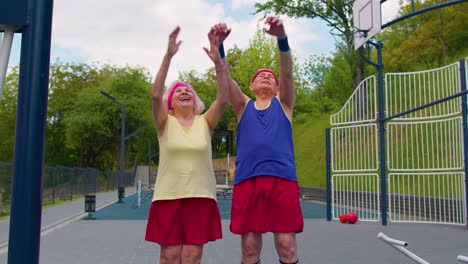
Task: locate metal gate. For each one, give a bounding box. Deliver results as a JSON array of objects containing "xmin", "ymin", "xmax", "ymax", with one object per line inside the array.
[{"xmin": 327, "ymin": 59, "xmax": 467, "ymax": 226}]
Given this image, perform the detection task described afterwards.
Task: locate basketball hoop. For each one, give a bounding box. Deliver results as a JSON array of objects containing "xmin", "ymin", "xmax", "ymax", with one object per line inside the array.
[{"xmin": 353, "ymin": 0, "xmax": 381, "ymax": 50}]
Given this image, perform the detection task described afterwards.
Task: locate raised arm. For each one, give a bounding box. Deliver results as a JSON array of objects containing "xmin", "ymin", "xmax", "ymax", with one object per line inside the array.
[
  {"xmin": 212, "ymin": 23, "xmax": 249, "ymax": 121},
  {"xmin": 264, "ymin": 16, "xmax": 295, "ymax": 119},
  {"xmin": 151, "ymin": 26, "xmax": 181, "ymax": 135},
  {"xmin": 202, "ymin": 28, "xmax": 229, "ymax": 134}
]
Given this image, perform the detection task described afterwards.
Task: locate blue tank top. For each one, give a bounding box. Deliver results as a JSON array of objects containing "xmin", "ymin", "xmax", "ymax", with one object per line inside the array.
[{"xmin": 234, "ymin": 97, "xmax": 297, "ymax": 184}]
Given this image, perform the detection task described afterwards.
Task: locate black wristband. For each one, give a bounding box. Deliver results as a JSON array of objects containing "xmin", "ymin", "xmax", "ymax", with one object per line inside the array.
[
  {"xmin": 277, "ymin": 36, "xmax": 290, "ymax": 52},
  {"xmin": 219, "ymin": 43, "xmax": 226, "ymax": 59}
]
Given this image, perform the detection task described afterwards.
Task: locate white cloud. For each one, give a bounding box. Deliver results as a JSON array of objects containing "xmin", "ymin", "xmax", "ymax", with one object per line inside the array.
[
  {"xmin": 231, "ymin": 0, "xmax": 267, "ymax": 10},
  {"xmin": 7, "ymin": 0, "xmax": 398, "ymax": 85},
  {"xmin": 52, "ymin": 0, "xmax": 226, "ymax": 84},
  {"xmin": 46, "ymin": 0, "xmax": 334, "ymax": 86}
]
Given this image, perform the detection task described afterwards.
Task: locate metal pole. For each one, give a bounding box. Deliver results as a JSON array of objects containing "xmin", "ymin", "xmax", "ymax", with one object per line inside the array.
[
  {"xmin": 127, "ymin": 127, "xmax": 149, "ymax": 186},
  {"xmin": 326, "ymin": 128, "xmax": 332, "ymax": 221},
  {"xmin": 458, "ymin": 255, "xmax": 468, "ymax": 263},
  {"xmin": 118, "ymin": 105, "xmax": 126, "ymax": 202},
  {"xmin": 8, "ymin": 0, "xmax": 53, "ymax": 262},
  {"xmin": 100, "ymin": 91, "xmax": 126, "ymax": 202},
  {"xmin": 376, "ymin": 41, "xmax": 387, "ymax": 226},
  {"xmin": 226, "ymin": 153, "xmax": 230, "ymax": 186},
  {"xmin": 0, "ymin": 26, "xmax": 15, "ymax": 100},
  {"xmin": 147, "ymin": 138, "xmax": 151, "ymax": 186},
  {"xmin": 459, "ymin": 58, "xmax": 468, "ymax": 230},
  {"xmin": 378, "ymin": 233, "xmax": 429, "ymax": 264},
  {"xmin": 135, "ymin": 135, "xmax": 151, "ymax": 186}
]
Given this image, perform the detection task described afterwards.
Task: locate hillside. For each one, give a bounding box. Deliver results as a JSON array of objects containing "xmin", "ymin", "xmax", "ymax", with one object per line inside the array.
[{"xmin": 293, "ymin": 114, "xmax": 330, "ymax": 188}]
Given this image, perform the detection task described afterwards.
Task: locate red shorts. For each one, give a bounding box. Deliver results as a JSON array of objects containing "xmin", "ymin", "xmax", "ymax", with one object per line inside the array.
[
  {"xmin": 145, "ymin": 198, "xmax": 222, "ymax": 246},
  {"xmin": 230, "ymin": 176, "xmax": 304, "ymax": 235}
]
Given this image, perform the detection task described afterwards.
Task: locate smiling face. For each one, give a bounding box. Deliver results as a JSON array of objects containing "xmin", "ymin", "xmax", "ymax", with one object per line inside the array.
[
  {"xmin": 165, "ymin": 81, "xmax": 206, "ymax": 115},
  {"xmin": 172, "ymin": 85, "xmax": 195, "ymax": 110}
]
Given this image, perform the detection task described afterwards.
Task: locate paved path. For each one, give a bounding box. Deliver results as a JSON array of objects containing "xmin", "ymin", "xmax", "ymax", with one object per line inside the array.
[
  {"xmin": 0, "ymin": 187, "xmax": 136, "ymax": 252},
  {"xmin": 2, "ymin": 219, "xmax": 468, "ymax": 264},
  {"xmin": 1, "ymin": 189, "xmax": 468, "ymax": 263}
]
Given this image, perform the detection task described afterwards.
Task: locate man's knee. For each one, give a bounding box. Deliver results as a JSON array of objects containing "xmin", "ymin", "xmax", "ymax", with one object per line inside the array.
[
  {"xmin": 242, "ymin": 233, "xmax": 262, "ymax": 263},
  {"xmin": 274, "ymin": 233, "xmax": 297, "ymax": 261},
  {"xmin": 242, "ymin": 240, "xmax": 261, "ymax": 258}
]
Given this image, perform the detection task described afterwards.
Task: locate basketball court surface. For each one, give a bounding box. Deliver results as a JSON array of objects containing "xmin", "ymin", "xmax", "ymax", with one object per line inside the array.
[{"xmin": 1, "ymin": 192, "xmax": 466, "ymax": 264}]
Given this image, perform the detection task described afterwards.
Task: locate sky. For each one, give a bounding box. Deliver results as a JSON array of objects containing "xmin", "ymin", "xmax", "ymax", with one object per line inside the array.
[{"xmin": 5, "ymin": 0, "xmax": 402, "ymax": 85}]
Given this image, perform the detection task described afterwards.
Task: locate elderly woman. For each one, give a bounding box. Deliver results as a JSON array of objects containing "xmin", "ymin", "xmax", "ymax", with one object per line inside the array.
[{"xmin": 145, "ymin": 26, "xmax": 228, "ymax": 264}]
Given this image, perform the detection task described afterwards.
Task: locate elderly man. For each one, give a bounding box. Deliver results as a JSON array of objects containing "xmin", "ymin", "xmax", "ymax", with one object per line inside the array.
[{"xmin": 211, "ymin": 16, "xmax": 303, "ymax": 264}]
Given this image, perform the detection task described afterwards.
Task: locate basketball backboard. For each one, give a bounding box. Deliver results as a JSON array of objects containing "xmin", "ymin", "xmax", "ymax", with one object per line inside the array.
[{"xmin": 353, "ymin": 0, "xmax": 381, "ymax": 50}]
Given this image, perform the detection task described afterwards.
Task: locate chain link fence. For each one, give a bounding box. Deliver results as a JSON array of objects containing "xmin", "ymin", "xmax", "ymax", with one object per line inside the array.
[{"xmin": 0, "ymin": 161, "xmax": 135, "ymax": 218}]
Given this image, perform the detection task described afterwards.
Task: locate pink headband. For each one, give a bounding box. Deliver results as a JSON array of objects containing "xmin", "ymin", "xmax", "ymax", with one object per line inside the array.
[
  {"xmin": 168, "ymin": 82, "xmax": 189, "ymax": 110},
  {"xmin": 251, "ymin": 69, "xmax": 278, "ymax": 85}
]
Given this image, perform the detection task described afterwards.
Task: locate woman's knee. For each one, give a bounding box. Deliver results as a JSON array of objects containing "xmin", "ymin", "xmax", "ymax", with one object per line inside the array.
[{"xmin": 160, "ymin": 245, "xmax": 182, "ymax": 264}]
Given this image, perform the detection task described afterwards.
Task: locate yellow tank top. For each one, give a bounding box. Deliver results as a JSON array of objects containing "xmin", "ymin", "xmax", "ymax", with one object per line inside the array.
[{"xmin": 152, "ymin": 114, "xmax": 216, "ymax": 201}]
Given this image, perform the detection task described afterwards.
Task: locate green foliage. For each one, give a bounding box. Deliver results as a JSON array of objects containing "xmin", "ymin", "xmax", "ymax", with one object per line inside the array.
[
  {"xmin": 228, "ymin": 29, "xmax": 282, "ymax": 131},
  {"xmin": 322, "ymin": 53, "xmax": 353, "ymax": 112},
  {"xmin": 296, "ymin": 55, "xmax": 334, "ymax": 114},
  {"xmin": 255, "ymin": 0, "xmax": 353, "ymax": 42},
  {"xmin": 255, "ymin": 0, "xmax": 365, "ymax": 89},
  {"xmin": 63, "ymin": 66, "xmax": 153, "ymax": 170},
  {"xmin": 293, "ymin": 113, "xmax": 330, "ymax": 187},
  {"xmin": 1, "ymin": 0, "xmax": 467, "ymax": 191},
  {"xmin": 229, "ymin": 28, "xmax": 280, "ymax": 95},
  {"xmin": 377, "ymin": 0, "xmax": 468, "ymax": 72},
  {"xmin": 47, "ymin": 61, "xmax": 111, "ymax": 166},
  {"xmin": 0, "ymin": 67, "xmax": 18, "ymax": 162}
]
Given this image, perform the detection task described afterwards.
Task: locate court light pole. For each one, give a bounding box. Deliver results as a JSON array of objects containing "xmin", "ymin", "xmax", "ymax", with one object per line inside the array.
[
  {"xmin": 136, "ymin": 135, "xmax": 151, "ymax": 186},
  {"xmin": 125, "ymin": 125, "xmax": 151, "ymax": 186},
  {"xmin": 100, "ymin": 90, "xmax": 126, "ymax": 203}
]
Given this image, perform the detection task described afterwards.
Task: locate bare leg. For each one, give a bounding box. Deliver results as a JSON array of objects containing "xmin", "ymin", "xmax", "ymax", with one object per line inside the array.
[
  {"xmin": 241, "ymin": 232, "xmax": 262, "ymax": 264},
  {"xmin": 274, "ymin": 233, "xmax": 298, "ymax": 263},
  {"xmin": 181, "ymin": 245, "xmax": 203, "ymax": 264},
  {"xmin": 160, "ymin": 245, "xmax": 182, "ymax": 264}
]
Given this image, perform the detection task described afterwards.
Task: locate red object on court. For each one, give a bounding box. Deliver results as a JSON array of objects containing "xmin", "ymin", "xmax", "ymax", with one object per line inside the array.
[
  {"xmin": 339, "ymin": 214, "xmax": 348, "ymax": 223},
  {"xmin": 347, "ymin": 212, "xmax": 358, "ymax": 224}
]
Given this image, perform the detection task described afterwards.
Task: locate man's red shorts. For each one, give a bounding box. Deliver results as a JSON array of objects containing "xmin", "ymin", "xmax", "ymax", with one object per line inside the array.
[
  {"xmin": 145, "ymin": 198, "xmax": 222, "ymax": 246},
  {"xmin": 230, "ymin": 176, "xmax": 304, "ymax": 235}
]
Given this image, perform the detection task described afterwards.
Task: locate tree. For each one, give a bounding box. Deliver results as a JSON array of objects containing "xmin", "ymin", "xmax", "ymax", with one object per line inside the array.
[
  {"xmin": 63, "ymin": 66, "xmax": 153, "ymax": 169},
  {"xmin": 255, "ymin": 0, "xmax": 366, "ymax": 90},
  {"xmin": 377, "ymin": 0, "xmax": 468, "ymax": 72},
  {"xmin": 319, "ymin": 50, "xmax": 353, "ymax": 112},
  {"xmin": 46, "ymin": 61, "xmax": 111, "ymax": 165},
  {"xmin": 297, "ymin": 54, "xmax": 332, "ymax": 115},
  {"xmin": 0, "ymin": 66, "xmax": 19, "ymax": 161},
  {"xmin": 0, "ymin": 67, "xmax": 20, "ymax": 203}
]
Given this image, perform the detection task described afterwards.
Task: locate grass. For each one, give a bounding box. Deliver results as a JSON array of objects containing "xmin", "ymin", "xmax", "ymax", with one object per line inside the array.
[
  {"xmin": 0, "ymin": 189, "xmax": 118, "ymax": 220},
  {"xmin": 293, "ymin": 113, "xmax": 331, "ymax": 188}
]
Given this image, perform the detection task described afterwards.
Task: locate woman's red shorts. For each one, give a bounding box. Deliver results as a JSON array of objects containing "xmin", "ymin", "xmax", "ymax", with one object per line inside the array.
[{"xmin": 145, "ymin": 197, "xmax": 222, "ymax": 246}]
